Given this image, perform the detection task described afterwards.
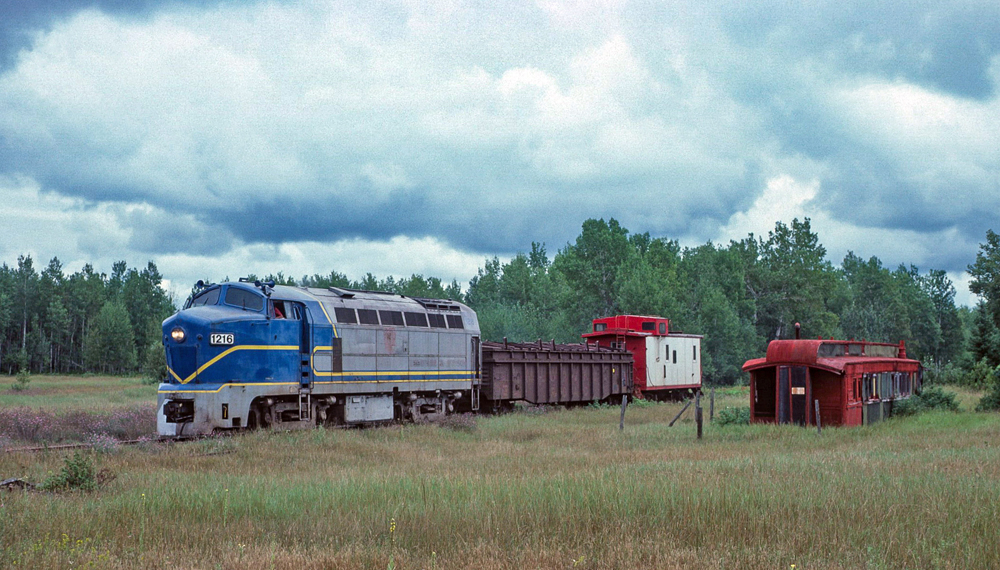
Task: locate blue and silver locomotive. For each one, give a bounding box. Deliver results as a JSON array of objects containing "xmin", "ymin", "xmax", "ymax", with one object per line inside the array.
[{"xmin": 157, "ymin": 280, "xmax": 481, "ymax": 437}]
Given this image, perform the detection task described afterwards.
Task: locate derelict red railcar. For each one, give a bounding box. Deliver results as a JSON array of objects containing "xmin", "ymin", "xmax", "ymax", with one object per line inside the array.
[
  {"xmin": 582, "ymin": 315, "xmax": 702, "ymax": 399},
  {"xmin": 743, "ymin": 339, "xmax": 921, "ymax": 427}
]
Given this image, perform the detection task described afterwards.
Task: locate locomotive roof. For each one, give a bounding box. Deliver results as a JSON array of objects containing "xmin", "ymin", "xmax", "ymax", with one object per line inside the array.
[
  {"xmin": 291, "ymin": 286, "xmax": 471, "ymax": 312},
  {"xmin": 742, "ymin": 339, "xmax": 920, "ymax": 374}
]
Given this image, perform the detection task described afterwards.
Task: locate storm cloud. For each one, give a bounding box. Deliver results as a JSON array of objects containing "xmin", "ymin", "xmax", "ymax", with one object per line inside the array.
[{"xmin": 0, "ymin": 0, "xmax": 997, "ymax": 301}]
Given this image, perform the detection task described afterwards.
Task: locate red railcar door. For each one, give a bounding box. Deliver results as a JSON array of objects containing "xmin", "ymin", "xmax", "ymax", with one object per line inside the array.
[
  {"xmin": 790, "ymin": 366, "xmax": 807, "ymax": 426},
  {"xmin": 777, "ymin": 365, "xmax": 808, "ymax": 426}
]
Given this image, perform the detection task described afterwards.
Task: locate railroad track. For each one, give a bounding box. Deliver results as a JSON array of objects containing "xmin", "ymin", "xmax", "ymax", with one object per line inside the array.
[{"xmin": 3, "ymin": 437, "xmax": 184, "ymax": 454}]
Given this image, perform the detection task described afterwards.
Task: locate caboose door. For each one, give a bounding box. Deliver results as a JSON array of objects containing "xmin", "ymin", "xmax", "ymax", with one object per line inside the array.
[
  {"xmin": 789, "ymin": 366, "xmax": 807, "ymax": 426},
  {"xmin": 777, "ymin": 365, "xmax": 808, "ymax": 426}
]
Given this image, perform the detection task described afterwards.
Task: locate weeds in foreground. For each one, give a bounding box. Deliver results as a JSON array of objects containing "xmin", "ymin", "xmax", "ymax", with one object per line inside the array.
[
  {"xmin": 0, "ymin": 405, "xmax": 155, "ymax": 444},
  {"xmin": 2, "ymin": 390, "xmax": 999, "ymax": 570},
  {"xmin": 438, "ymin": 413, "xmax": 477, "ymax": 432},
  {"xmin": 715, "ymin": 406, "xmax": 751, "ymax": 426},
  {"xmin": 40, "ymin": 451, "xmax": 98, "ymax": 492}
]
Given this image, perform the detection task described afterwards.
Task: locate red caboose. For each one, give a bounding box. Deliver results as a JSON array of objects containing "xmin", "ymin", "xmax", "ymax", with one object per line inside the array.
[
  {"xmin": 582, "ymin": 315, "xmax": 702, "ymax": 399},
  {"xmin": 742, "ymin": 338, "xmax": 921, "ymax": 427}
]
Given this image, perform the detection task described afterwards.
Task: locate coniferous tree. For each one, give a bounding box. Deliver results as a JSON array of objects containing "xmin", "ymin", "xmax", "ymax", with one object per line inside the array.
[{"xmin": 83, "ymin": 301, "xmax": 137, "ymax": 374}]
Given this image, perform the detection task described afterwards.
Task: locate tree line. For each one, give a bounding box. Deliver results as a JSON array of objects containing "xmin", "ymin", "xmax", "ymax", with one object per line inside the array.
[
  {"xmin": 3, "ymin": 218, "xmax": 997, "ymax": 387},
  {"xmin": 0, "ymin": 258, "xmax": 175, "ymax": 376},
  {"xmin": 463, "ymin": 218, "xmax": 972, "ymax": 385}
]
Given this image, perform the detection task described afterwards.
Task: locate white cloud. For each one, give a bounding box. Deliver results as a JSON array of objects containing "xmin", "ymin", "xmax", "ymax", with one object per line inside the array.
[
  {"xmin": 0, "ymin": 0, "xmax": 996, "ymax": 304},
  {"xmin": 718, "ymin": 175, "xmax": 819, "ymax": 242},
  {"xmin": 0, "ymin": 175, "xmax": 489, "ymax": 305},
  {"xmin": 155, "ymin": 236, "xmax": 491, "ymax": 303},
  {"xmin": 718, "ymin": 174, "xmax": 981, "ymax": 305}
]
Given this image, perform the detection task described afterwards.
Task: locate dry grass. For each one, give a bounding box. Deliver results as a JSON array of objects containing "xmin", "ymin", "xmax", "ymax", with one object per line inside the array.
[{"xmin": 1, "ymin": 383, "xmax": 998, "ymax": 569}]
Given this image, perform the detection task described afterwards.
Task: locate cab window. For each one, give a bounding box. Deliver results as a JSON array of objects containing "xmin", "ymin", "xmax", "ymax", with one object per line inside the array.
[
  {"xmin": 273, "ymin": 300, "xmax": 301, "ymax": 319},
  {"xmin": 225, "ymin": 288, "xmax": 264, "ymax": 312},
  {"xmin": 188, "ymin": 287, "xmax": 220, "ymax": 308}
]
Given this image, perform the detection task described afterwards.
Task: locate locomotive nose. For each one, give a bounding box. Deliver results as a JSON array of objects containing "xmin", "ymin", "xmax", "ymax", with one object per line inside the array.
[{"xmin": 163, "ymin": 313, "xmax": 209, "ymax": 384}]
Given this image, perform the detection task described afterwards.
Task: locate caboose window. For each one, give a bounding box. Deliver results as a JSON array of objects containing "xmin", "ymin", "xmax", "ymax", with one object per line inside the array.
[
  {"xmin": 693, "ymin": 346, "xmax": 697, "ymax": 360},
  {"xmin": 404, "ymin": 312, "xmax": 429, "ymax": 327},
  {"xmin": 641, "ymin": 322, "xmax": 655, "ymax": 331},
  {"xmin": 447, "ymin": 315, "xmax": 464, "ymax": 329},
  {"xmin": 428, "ymin": 314, "xmax": 447, "ymax": 328},
  {"xmin": 334, "ymin": 307, "xmax": 357, "ymax": 324},
  {"xmin": 379, "ymin": 310, "xmax": 404, "ymax": 326},
  {"xmin": 659, "ymin": 323, "xmax": 666, "ymax": 334},
  {"xmin": 357, "ymin": 309, "xmax": 379, "ymax": 325},
  {"xmin": 224, "ymin": 288, "xmax": 264, "ymax": 311},
  {"xmin": 594, "ymin": 323, "xmax": 606, "ymax": 332}
]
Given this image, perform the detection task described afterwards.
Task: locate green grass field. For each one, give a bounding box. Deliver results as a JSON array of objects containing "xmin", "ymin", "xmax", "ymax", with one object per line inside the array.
[
  {"xmin": 0, "ymin": 375, "xmax": 156, "ymax": 411},
  {"xmin": 1, "ymin": 378, "xmax": 998, "ymax": 569}
]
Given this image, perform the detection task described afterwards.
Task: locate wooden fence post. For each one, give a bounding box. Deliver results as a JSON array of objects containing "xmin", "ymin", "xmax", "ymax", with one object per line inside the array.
[
  {"xmin": 619, "ymin": 394, "xmax": 627, "ymax": 431},
  {"xmin": 709, "ymin": 388, "xmax": 715, "ymax": 422},
  {"xmin": 695, "ymin": 392, "xmax": 703, "ymax": 440}
]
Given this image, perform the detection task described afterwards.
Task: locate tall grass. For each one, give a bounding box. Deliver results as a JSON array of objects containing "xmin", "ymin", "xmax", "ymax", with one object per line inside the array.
[{"xmin": 2, "ymin": 393, "xmax": 999, "ymax": 569}]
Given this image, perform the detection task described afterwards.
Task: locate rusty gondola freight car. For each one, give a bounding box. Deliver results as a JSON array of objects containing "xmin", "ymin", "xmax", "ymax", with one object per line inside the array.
[
  {"xmin": 480, "ymin": 340, "xmax": 633, "ymax": 410},
  {"xmin": 742, "ymin": 333, "xmax": 921, "ymax": 427}
]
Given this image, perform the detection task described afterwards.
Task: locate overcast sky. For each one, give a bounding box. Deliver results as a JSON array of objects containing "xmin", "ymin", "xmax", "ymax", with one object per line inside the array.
[{"xmin": 0, "ymin": 0, "xmax": 997, "ymax": 305}]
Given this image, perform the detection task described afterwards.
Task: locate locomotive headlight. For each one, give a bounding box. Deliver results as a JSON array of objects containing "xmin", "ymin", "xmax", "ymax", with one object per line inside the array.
[{"xmin": 170, "ymin": 327, "xmax": 186, "ymax": 343}]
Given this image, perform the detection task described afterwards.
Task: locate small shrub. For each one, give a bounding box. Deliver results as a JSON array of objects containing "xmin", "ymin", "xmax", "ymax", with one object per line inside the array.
[
  {"xmin": 922, "ymin": 361, "xmax": 966, "ymax": 387},
  {"xmin": 715, "ymin": 406, "xmax": 750, "ymax": 426},
  {"xmin": 975, "ymin": 367, "xmax": 1000, "ymax": 412},
  {"xmin": 894, "ymin": 386, "xmax": 960, "ymax": 417},
  {"xmin": 919, "ymin": 386, "xmax": 960, "ymax": 411},
  {"xmin": 962, "ymin": 359, "xmax": 996, "ymax": 390},
  {"xmin": 41, "ymin": 451, "xmax": 98, "ymax": 492},
  {"xmin": 629, "ymin": 398, "xmax": 657, "ymax": 409},
  {"xmin": 12, "ymin": 370, "xmax": 31, "ymax": 391},
  {"xmin": 891, "ymin": 397, "xmax": 920, "ymax": 417}
]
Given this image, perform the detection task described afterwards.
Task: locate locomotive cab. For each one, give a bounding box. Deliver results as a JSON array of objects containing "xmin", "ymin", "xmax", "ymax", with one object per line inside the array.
[{"xmin": 158, "ymin": 281, "xmax": 315, "ymax": 437}]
